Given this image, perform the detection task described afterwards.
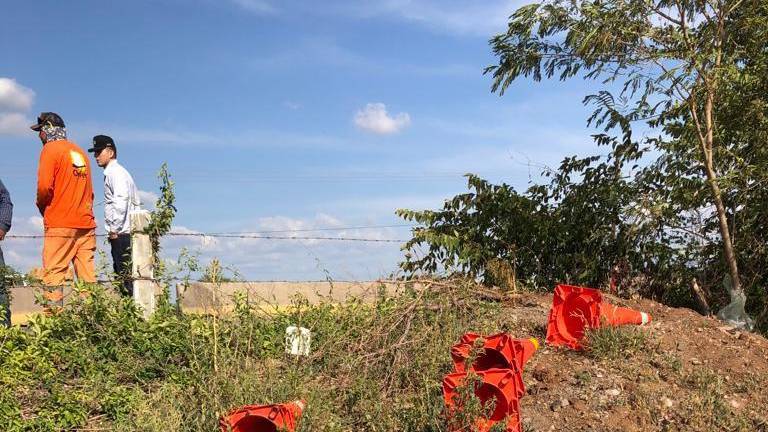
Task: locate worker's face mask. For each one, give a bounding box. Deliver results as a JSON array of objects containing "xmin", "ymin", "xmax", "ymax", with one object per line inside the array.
[{"xmin": 40, "ymin": 125, "xmax": 67, "ymax": 143}]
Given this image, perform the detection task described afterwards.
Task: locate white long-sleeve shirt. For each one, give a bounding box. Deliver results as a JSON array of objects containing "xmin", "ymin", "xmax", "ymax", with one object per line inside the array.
[{"xmin": 104, "ymin": 160, "xmax": 141, "ymax": 234}]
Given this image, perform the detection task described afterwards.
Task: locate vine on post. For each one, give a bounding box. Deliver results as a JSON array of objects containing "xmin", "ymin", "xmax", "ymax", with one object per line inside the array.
[{"xmin": 146, "ymin": 163, "xmax": 177, "ymax": 266}]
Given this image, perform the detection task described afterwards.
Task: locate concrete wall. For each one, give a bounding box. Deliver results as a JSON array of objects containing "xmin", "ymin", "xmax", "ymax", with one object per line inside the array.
[
  {"xmin": 7, "ymin": 280, "xmax": 408, "ymax": 324},
  {"xmin": 177, "ymin": 280, "xmax": 402, "ymax": 314},
  {"xmin": 8, "ymin": 285, "xmax": 74, "ymax": 325}
]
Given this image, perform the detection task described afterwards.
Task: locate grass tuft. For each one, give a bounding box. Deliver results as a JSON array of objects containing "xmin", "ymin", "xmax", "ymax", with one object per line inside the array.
[{"xmin": 583, "ymin": 325, "xmax": 648, "ymax": 360}]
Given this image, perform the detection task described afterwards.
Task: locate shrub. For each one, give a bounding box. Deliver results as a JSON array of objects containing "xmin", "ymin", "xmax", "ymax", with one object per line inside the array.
[{"xmin": 0, "ymin": 278, "xmax": 509, "ymax": 431}]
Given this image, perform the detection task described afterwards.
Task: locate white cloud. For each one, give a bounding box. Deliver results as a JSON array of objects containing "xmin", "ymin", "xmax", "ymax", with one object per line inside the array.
[
  {"xmin": 0, "ymin": 112, "xmax": 30, "ymax": 136},
  {"xmin": 250, "ymin": 38, "xmax": 372, "ymax": 72},
  {"xmin": 221, "ymin": 1, "xmax": 521, "ymax": 35},
  {"xmin": 250, "ymin": 38, "xmax": 474, "ymax": 78},
  {"xmin": 230, "ymin": 0, "xmax": 276, "ymax": 14},
  {"xmin": 255, "ymin": 214, "xmax": 345, "ymax": 243},
  {"xmin": 137, "ymin": 190, "xmax": 159, "ymax": 209},
  {"xmin": 282, "ymin": 100, "xmax": 302, "ymax": 110},
  {"xmin": 0, "ymin": 78, "xmax": 35, "ymax": 136},
  {"xmin": 0, "ymin": 78, "xmax": 35, "ymax": 112},
  {"xmin": 69, "ymin": 122, "xmax": 351, "ymax": 151},
  {"xmin": 326, "ymin": 193, "xmax": 449, "ymax": 216},
  {"xmin": 345, "ymin": 0, "xmax": 523, "ymax": 36},
  {"xmin": 354, "ymin": 103, "xmax": 411, "ymax": 135},
  {"xmin": 222, "ymin": 1, "xmax": 523, "ymax": 36},
  {"xmin": 168, "ymin": 225, "xmax": 218, "ymax": 248},
  {"xmin": 259, "ymin": 216, "xmax": 314, "ymax": 235},
  {"xmin": 1, "ymin": 216, "xmax": 47, "ymax": 272},
  {"xmin": 27, "ymin": 216, "xmax": 44, "ymax": 230}
]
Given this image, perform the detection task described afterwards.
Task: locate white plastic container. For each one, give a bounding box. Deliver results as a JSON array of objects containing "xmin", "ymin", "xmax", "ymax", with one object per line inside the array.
[{"xmin": 285, "ymin": 326, "xmax": 311, "ymax": 356}]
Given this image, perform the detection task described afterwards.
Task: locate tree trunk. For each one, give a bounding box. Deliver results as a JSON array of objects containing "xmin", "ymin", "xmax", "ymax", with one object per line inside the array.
[
  {"xmin": 691, "ymin": 278, "xmax": 711, "ymax": 316},
  {"xmin": 700, "ymin": 89, "xmax": 744, "ymax": 298},
  {"xmin": 704, "ymin": 166, "xmax": 743, "ymax": 296}
]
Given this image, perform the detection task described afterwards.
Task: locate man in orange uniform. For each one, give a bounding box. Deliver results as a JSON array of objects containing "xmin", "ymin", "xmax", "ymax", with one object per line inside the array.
[{"xmin": 31, "ymin": 112, "xmax": 97, "ymax": 307}]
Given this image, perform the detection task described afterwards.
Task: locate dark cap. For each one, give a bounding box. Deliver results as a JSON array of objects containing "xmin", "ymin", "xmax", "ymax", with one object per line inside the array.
[
  {"xmin": 88, "ymin": 135, "xmax": 116, "ymax": 153},
  {"xmin": 30, "ymin": 112, "xmax": 66, "ymax": 131}
]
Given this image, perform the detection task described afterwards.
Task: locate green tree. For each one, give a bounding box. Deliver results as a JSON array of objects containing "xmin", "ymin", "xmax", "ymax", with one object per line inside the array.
[
  {"xmin": 397, "ymin": 130, "xmax": 659, "ymax": 293},
  {"xmin": 486, "ymin": 0, "xmax": 767, "ymax": 317},
  {"xmin": 397, "ymin": 175, "xmax": 546, "ymax": 288}
]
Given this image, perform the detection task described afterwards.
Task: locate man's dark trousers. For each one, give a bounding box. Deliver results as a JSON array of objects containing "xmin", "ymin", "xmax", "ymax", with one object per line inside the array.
[
  {"xmin": 0, "ymin": 246, "xmax": 10, "ymax": 327},
  {"xmin": 110, "ymin": 234, "xmax": 133, "ymax": 297}
]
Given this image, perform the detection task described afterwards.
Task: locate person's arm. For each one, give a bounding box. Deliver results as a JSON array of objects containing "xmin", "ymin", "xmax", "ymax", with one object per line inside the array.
[
  {"xmin": 36, "ymin": 147, "xmax": 56, "ymax": 216},
  {"xmin": 0, "ymin": 179, "xmax": 12, "ymax": 240},
  {"xmin": 104, "ymin": 170, "xmax": 130, "ymax": 236},
  {"xmin": 104, "ymin": 172, "xmax": 117, "ymax": 236}
]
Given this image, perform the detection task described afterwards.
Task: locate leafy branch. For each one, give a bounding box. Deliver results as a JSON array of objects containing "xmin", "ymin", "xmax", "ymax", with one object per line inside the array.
[{"xmin": 146, "ymin": 163, "xmax": 177, "ymax": 262}]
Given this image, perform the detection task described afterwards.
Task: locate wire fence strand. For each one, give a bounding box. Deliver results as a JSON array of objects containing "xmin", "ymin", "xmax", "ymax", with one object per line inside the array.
[{"xmin": 5, "ymin": 232, "xmax": 409, "ymax": 243}]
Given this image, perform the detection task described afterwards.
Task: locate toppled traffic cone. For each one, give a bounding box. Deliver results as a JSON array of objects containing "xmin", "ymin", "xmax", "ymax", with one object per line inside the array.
[
  {"xmin": 443, "ymin": 369, "xmax": 523, "ymax": 432},
  {"xmin": 546, "ymin": 284, "xmax": 652, "ymax": 350},
  {"xmin": 219, "ymin": 400, "xmax": 305, "ymax": 432},
  {"xmin": 451, "ymin": 333, "xmax": 539, "ymax": 376}
]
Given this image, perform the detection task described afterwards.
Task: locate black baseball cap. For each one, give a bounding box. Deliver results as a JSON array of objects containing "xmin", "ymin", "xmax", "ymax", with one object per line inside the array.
[
  {"xmin": 30, "ymin": 112, "xmax": 65, "ymax": 131},
  {"xmin": 88, "ymin": 135, "xmax": 116, "ymax": 153}
]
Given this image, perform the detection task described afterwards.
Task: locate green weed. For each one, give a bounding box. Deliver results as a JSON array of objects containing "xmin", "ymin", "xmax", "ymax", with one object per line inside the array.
[
  {"xmin": 0, "ymin": 278, "xmax": 507, "ymax": 431},
  {"xmin": 583, "ymin": 325, "xmax": 648, "ymax": 360}
]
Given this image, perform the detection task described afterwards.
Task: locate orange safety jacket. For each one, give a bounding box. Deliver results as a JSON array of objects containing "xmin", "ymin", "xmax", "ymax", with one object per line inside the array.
[{"xmin": 36, "ymin": 139, "xmax": 96, "ymax": 229}]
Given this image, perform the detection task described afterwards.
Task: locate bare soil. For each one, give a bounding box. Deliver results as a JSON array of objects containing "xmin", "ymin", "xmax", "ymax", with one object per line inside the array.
[{"xmin": 502, "ymin": 293, "xmax": 768, "ymax": 432}]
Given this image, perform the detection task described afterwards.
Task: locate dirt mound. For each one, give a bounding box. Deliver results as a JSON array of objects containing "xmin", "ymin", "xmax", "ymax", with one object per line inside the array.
[{"xmin": 505, "ymin": 293, "xmax": 768, "ymax": 432}]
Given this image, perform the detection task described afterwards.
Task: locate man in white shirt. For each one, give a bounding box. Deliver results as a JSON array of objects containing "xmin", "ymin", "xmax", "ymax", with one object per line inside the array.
[{"xmin": 88, "ymin": 135, "xmax": 141, "ymax": 296}]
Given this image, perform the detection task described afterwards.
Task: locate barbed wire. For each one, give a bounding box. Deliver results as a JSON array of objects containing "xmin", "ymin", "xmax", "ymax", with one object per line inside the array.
[
  {"xmin": 5, "ymin": 278, "xmax": 418, "ymax": 287},
  {"xmin": 5, "ymin": 232, "xmax": 409, "ymax": 242},
  {"xmin": 205, "ymin": 224, "xmax": 415, "ymax": 235},
  {"xmin": 167, "ymin": 233, "xmax": 408, "ymax": 242},
  {"xmin": 5, "ymin": 233, "xmax": 105, "ymax": 239},
  {"xmin": 1, "ymin": 169, "xmax": 515, "ymax": 182},
  {"xmin": 3, "ymin": 223, "xmax": 415, "ymax": 240}
]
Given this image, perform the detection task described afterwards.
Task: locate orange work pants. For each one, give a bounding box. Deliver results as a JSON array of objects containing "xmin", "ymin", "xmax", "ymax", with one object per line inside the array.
[{"xmin": 42, "ymin": 227, "xmax": 97, "ymax": 288}]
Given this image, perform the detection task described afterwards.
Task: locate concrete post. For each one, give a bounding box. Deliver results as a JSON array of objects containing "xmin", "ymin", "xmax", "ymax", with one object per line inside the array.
[{"xmin": 131, "ymin": 210, "xmax": 162, "ymax": 318}]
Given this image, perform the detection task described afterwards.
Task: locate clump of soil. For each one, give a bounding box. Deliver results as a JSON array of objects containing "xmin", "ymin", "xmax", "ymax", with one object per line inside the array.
[{"xmin": 502, "ymin": 293, "xmax": 768, "ymax": 432}]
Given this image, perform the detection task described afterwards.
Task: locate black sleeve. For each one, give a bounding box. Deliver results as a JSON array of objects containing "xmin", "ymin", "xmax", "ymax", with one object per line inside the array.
[{"xmin": 0, "ymin": 179, "xmax": 13, "ymax": 232}]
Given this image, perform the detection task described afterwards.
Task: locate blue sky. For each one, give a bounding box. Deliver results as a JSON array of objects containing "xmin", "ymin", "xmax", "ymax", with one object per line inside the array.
[{"xmin": 0, "ymin": 0, "xmax": 602, "ymax": 280}]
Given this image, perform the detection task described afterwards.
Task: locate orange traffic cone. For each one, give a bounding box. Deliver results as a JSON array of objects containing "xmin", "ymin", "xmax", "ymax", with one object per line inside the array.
[
  {"xmin": 219, "ymin": 400, "xmax": 305, "ymax": 432},
  {"xmin": 443, "ymin": 369, "xmax": 523, "ymax": 432},
  {"xmin": 451, "ymin": 333, "xmax": 539, "ymax": 376},
  {"xmin": 546, "ymin": 284, "xmax": 651, "ymax": 350}
]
